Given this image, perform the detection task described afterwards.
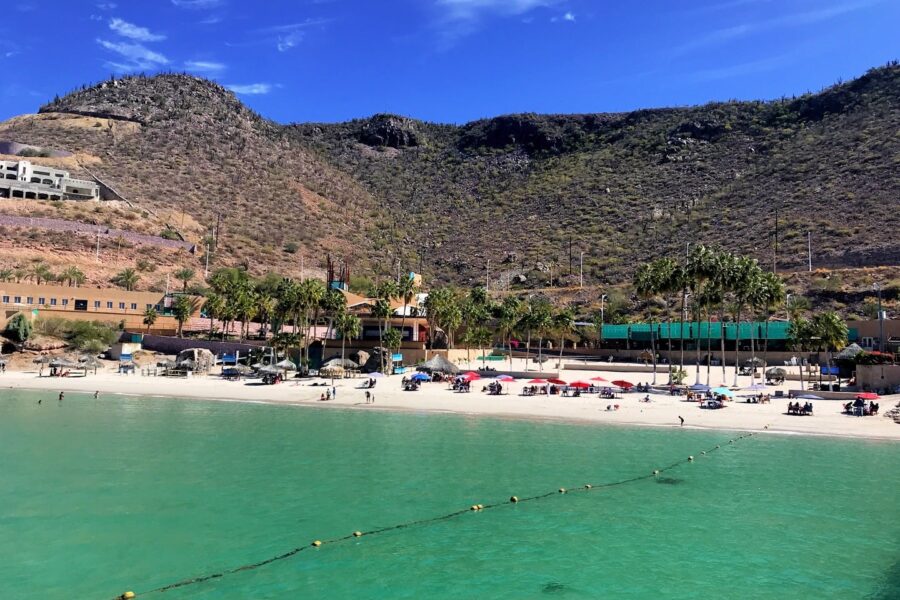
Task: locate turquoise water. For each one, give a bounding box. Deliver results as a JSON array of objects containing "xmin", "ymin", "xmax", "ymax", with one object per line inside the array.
[{"xmin": 1, "ymin": 390, "xmax": 898, "ymax": 599}]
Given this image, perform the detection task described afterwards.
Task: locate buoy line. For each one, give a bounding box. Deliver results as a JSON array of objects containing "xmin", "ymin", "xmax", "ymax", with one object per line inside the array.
[{"xmin": 112, "ymin": 432, "xmax": 757, "ymax": 599}]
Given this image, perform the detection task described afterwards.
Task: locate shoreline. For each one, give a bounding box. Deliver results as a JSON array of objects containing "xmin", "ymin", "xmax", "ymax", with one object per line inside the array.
[{"xmin": 4, "ymin": 363, "xmax": 899, "ymax": 442}]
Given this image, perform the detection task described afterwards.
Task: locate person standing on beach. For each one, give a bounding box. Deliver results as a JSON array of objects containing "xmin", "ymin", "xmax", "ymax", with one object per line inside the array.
[
  {"xmin": 332, "ymin": 386, "xmax": 336, "ymax": 400},
  {"xmin": 678, "ymin": 415, "xmax": 684, "ymax": 426},
  {"xmin": 94, "ymin": 391, "xmax": 99, "ymax": 399},
  {"xmin": 365, "ymin": 390, "xmax": 371, "ymax": 404}
]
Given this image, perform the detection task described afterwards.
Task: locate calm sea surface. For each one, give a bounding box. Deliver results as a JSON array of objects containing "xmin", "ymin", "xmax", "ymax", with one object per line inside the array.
[{"xmin": 1, "ymin": 390, "xmax": 898, "ymax": 599}]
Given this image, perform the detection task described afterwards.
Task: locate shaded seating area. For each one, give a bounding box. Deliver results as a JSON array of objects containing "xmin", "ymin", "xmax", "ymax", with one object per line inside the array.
[{"xmin": 843, "ymin": 396, "xmax": 880, "ymax": 417}]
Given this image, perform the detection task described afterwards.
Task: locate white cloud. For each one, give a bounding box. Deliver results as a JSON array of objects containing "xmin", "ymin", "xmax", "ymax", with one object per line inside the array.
[
  {"xmin": 96, "ymin": 39, "xmax": 169, "ymax": 71},
  {"xmin": 674, "ymin": 0, "xmax": 881, "ymax": 55},
  {"xmin": 226, "ymin": 83, "xmax": 272, "ymax": 95},
  {"xmin": 171, "ymin": 0, "xmax": 224, "ymax": 8},
  {"xmin": 251, "ymin": 20, "xmax": 331, "ymax": 52},
  {"xmin": 109, "ymin": 18, "xmax": 166, "ymax": 42},
  {"xmin": 434, "ymin": 0, "xmax": 559, "ymax": 46},
  {"xmin": 96, "ymin": 2, "xmax": 117, "ymax": 9},
  {"xmin": 551, "ymin": 11, "xmax": 575, "ymax": 22},
  {"xmin": 185, "ymin": 60, "xmax": 226, "ymax": 74},
  {"xmin": 437, "ymin": 0, "xmax": 558, "ymax": 20}
]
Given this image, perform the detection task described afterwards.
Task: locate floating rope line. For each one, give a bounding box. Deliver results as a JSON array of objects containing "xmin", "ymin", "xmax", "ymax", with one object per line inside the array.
[{"xmin": 112, "ymin": 432, "xmax": 757, "ymax": 599}]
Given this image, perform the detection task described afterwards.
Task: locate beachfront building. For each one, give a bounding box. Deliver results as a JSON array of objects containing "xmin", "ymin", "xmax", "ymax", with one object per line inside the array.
[
  {"xmin": 0, "ymin": 282, "xmax": 202, "ymax": 335},
  {"xmin": 848, "ymin": 319, "xmax": 900, "ymax": 353},
  {"xmin": 599, "ymin": 321, "xmax": 793, "ymax": 352},
  {"xmin": 0, "ymin": 160, "xmax": 100, "ymax": 201}
]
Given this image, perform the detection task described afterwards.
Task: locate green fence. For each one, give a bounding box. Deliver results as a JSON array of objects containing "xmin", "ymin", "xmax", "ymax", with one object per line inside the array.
[{"xmin": 601, "ymin": 321, "xmax": 790, "ymax": 341}]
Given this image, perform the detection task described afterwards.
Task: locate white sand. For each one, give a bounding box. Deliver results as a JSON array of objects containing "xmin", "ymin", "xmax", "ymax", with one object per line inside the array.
[{"xmin": 3, "ymin": 358, "xmax": 898, "ymax": 441}]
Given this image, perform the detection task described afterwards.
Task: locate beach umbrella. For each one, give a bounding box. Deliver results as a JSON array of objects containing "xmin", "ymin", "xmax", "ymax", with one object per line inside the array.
[
  {"xmin": 33, "ymin": 356, "xmax": 52, "ymax": 365},
  {"xmin": 494, "ymin": 374, "xmax": 515, "ymax": 382},
  {"xmin": 589, "ymin": 376, "xmax": 608, "ymax": 382},
  {"xmin": 796, "ymin": 394, "xmax": 824, "ymax": 400},
  {"xmin": 712, "ymin": 386, "xmax": 735, "ymax": 397},
  {"xmin": 690, "ymin": 383, "xmax": 710, "ymax": 392},
  {"xmin": 547, "ymin": 378, "xmax": 567, "ymax": 385},
  {"xmin": 611, "ymin": 380, "xmax": 634, "ymax": 389},
  {"xmin": 49, "ymin": 358, "xmax": 76, "ymax": 368},
  {"xmin": 462, "ymin": 371, "xmax": 481, "ymax": 381},
  {"xmin": 368, "ymin": 372, "xmax": 385, "ymax": 378},
  {"xmin": 78, "ymin": 355, "xmax": 102, "ymax": 369},
  {"xmin": 856, "ymin": 392, "xmax": 879, "ymax": 400},
  {"xmin": 745, "ymin": 383, "xmax": 767, "ymax": 391},
  {"xmin": 274, "ymin": 359, "xmax": 297, "ymax": 371},
  {"xmin": 527, "ymin": 378, "xmax": 548, "ymax": 384},
  {"xmin": 411, "ymin": 372, "xmax": 430, "ymax": 382},
  {"xmin": 569, "ymin": 381, "xmax": 591, "ymax": 389}
]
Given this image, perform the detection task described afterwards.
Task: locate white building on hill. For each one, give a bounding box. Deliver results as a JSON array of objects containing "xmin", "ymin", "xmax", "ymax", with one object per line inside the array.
[{"xmin": 0, "ymin": 159, "xmax": 99, "ymax": 200}]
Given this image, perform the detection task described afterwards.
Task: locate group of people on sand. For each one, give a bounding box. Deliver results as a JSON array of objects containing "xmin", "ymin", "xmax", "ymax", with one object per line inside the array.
[
  {"xmin": 844, "ymin": 399, "xmax": 879, "ymax": 416},
  {"xmin": 482, "ymin": 381, "xmax": 504, "ymax": 395},
  {"xmin": 786, "ymin": 401, "xmax": 814, "ymax": 416},
  {"xmin": 319, "ymin": 386, "xmax": 337, "ymax": 402}
]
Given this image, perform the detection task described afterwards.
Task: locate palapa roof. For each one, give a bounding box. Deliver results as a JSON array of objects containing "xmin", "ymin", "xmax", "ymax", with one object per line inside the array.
[{"xmin": 418, "ymin": 354, "xmax": 459, "ymax": 374}]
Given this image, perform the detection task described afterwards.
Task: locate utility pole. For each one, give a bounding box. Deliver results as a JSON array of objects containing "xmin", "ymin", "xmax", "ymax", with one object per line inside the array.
[
  {"xmin": 579, "ymin": 251, "xmax": 585, "ymax": 289},
  {"xmin": 874, "ymin": 283, "xmax": 884, "ymax": 352},
  {"xmin": 600, "ymin": 294, "xmax": 607, "ymax": 344},
  {"xmin": 204, "ymin": 241, "xmax": 210, "ymax": 279},
  {"xmin": 95, "ymin": 228, "xmax": 100, "ymax": 262},
  {"xmin": 486, "ymin": 259, "xmax": 490, "ymax": 292},
  {"xmin": 807, "ymin": 231, "xmax": 812, "ymax": 272},
  {"xmin": 773, "ymin": 203, "xmax": 779, "ymax": 273}
]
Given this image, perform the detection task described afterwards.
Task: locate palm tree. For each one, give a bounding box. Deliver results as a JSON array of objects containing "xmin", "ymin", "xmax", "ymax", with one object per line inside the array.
[
  {"xmin": 553, "ymin": 307, "xmax": 576, "ymax": 369},
  {"xmin": 0, "ymin": 268, "xmax": 13, "ymax": 282},
  {"xmin": 812, "ymin": 311, "xmax": 848, "ymax": 389},
  {"xmin": 789, "ymin": 317, "xmax": 815, "ymax": 390},
  {"xmin": 530, "ymin": 300, "xmax": 553, "ymax": 370},
  {"xmin": 754, "ymin": 271, "xmax": 786, "ymax": 381},
  {"xmin": 651, "ymin": 258, "xmax": 680, "ymax": 382},
  {"xmin": 113, "ymin": 268, "xmax": 139, "ymax": 291},
  {"xmin": 142, "ymin": 307, "xmax": 158, "ymax": 333},
  {"xmin": 710, "ymin": 251, "xmax": 736, "ymax": 385},
  {"xmin": 496, "ymin": 296, "xmax": 522, "ymax": 368},
  {"xmin": 634, "ymin": 262, "xmax": 660, "ymax": 384},
  {"xmin": 687, "ymin": 244, "xmax": 715, "ymax": 384},
  {"xmin": 464, "ymin": 326, "xmax": 494, "ymax": 370},
  {"xmin": 729, "ymin": 256, "xmax": 761, "ymax": 386},
  {"xmin": 174, "ymin": 267, "xmax": 195, "ymax": 292},
  {"xmin": 60, "ymin": 266, "xmax": 86, "ymax": 287},
  {"xmin": 396, "ymin": 273, "xmax": 418, "ymax": 344},
  {"xmin": 204, "ymin": 292, "xmax": 226, "ymax": 339},
  {"xmin": 319, "ymin": 289, "xmax": 347, "ymax": 365},
  {"xmin": 31, "ymin": 263, "xmax": 54, "ymax": 285},
  {"xmin": 172, "ymin": 295, "xmax": 197, "ymax": 338},
  {"xmin": 423, "ymin": 287, "xmax": 454, "ymax": 356},
  {"xmin": 335, "ymin": 312, "xmax": 362, "ymax": 368}
]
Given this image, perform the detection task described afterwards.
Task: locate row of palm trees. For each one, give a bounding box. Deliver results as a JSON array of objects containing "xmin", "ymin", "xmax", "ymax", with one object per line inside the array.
[
  {"xmin": 0, "ymin": 263, "xmax": 87, "ymax": 287},
  {"xmin": 633, "ymin": 246, "xmax": 849, "ymax": 387},
  {"xmin": 634, "ymin": 246, "xmax": 789, "ymax": 386}
]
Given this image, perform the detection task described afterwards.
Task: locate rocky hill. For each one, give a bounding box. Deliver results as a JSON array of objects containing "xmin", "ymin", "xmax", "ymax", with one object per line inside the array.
[
  {"xmin": 1, "ymin": 65, "xmax": 898, "ymax": 293},
  {"xmin": 2, "ymin": 74, "xmax": 389, "ymax": 282},
  {"xmin": 292, "ymin": 63, "xmax": 900, "ymax": 287}
]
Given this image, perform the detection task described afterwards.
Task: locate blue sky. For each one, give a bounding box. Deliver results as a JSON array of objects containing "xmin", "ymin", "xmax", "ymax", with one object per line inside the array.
[{"xmin": 1, "ymin": 0, "xmax": 898, "ymax": 124}]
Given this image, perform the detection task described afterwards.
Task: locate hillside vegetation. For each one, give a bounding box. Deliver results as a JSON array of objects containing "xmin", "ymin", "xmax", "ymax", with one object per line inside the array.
[{"xmin": 0, "ymin": 65, "xmax": 897, "ymax": 300}]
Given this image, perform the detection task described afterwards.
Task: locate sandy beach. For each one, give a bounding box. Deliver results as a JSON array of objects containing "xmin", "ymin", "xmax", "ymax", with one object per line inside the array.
[{"xmin": 3, "ymin": 358, "xmax": 898, "ymax": 441}]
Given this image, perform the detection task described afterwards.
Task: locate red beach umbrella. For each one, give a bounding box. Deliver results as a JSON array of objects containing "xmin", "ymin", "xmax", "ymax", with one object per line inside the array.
[
  {"xmin": 527, "ymin": 378, "xmax": 548, "ymax": 384},
  {"xmin": 569, "ymin": 381, "xmax": 591, "ymax": 389},
  {"xmin": 494, "ymin": 375, "xmax": 515, "ymax": 382},
  {"xmin": 462, "ymin": 371, "xmax": 481, "ymax": 381},
  {"xmin": 611, "ymin": 380, "xmax": 634, "ymax": 389},
  {"xmin": 589, "ymin": 376, "xmax": 608, "ymax": 382},
  {"xmin": 856, "ymin": 392, "xmax": 879, "ymax": 400},
  {"xmin": 547, "ymin": 378, "xmax": 567, "ymax": 385}
]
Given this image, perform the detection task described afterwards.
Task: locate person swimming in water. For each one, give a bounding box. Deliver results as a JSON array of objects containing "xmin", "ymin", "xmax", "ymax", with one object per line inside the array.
[{"xmin": 58, "ymin": 391, "xmax": 64, "ymax": 402}]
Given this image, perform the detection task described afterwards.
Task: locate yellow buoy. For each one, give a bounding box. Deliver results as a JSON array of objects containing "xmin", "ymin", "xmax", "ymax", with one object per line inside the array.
[
  {"xmin": 653, "ymin": 470, "xmax": 659, "ymax": 475},
  {"xmin": 477, "ymin": 504, "xmax": 484, "ymax": 510},
  {"xmin": 353, "ymin": 531, "xmax": 362, "ymax": 538},
  {"xmin": 558, "ymin": 488, "xmax": 566, "ymax": 494},
  {"xmin": 121, "ymin": 593, "xmax": 135, "ymax": 600},
  {"xmin": 584, "ymin": 484, "xmax": 592, "ymax": 489},
  {"xmin": 701, "ymin": 451, "xmax": 706, "ymax": 455},
  {"xmin": 470, "ymin": 505, "xmax": 478, "ymax": 511},
  {"xmin": 688, "ymin": 456, "xmax": 694, "ymax": 461},
  {"xmin": 510, "ymin": 496, "xmax": 518, "ymax": 503},
  {"xmin": 312, "ymin": 540, "xmax": 322, "ymax": 547}
]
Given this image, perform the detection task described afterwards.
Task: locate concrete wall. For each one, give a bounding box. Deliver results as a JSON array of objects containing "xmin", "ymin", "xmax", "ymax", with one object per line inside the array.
[
  {"xmin": 856, "ymin": 364, "xmax": 900, "ymax": 394},
  {"xmin": 139, "ymin": 334, "xmax": 263, "ymax": 357}
]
